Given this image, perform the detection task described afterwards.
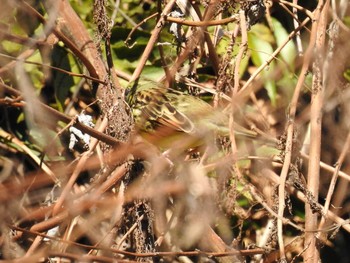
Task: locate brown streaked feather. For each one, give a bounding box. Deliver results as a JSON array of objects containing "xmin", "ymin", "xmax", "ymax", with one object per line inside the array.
[
  {"xmin": 126, "ymin": 80, "xmax": 257, "ymax": 138},
  {"xmin": 156, "ymin": 102, "xmax": 195, "ymax": 133}
]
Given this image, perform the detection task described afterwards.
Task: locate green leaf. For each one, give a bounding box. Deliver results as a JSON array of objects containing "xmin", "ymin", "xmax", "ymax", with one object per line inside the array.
[
  {"xmin": 256, "ymin": 145, "xmax": 280, "ymax": 158},
  {"xmin": 141, "ymin": 66, "xmax": 166, "ymax": 81},
  {"xmin": 344, "ymin": 68, "xmax": 350, "ymax": 82},
  {"xmin": 265, "ymin": 80, "xmax": 277, "ymax": 106},
  {"xmin": 70, "ymin": 0, "xmax": 94, "ymax": 22},
  {"xmin": 248, "ymin": 26, "xmax": 277, "ymax": 105},
  {"xmin": 1, "ymin": 40, "xmax": 23, "ymax": 54},
  {"xmin": 343, "ymin": 16, "xmax": 350, "ymax": 27},
  {"xmin": 271, "ymin": 17, "xmax": 297, "ymax": 68},
  {"xmin": 23, "ymin": 50, "xmax": 44, "ymax": 92},
  {"xmin": 248, "ymin": 26, "xmax": 274, "ymax": 67},
  {"xmin": 29, "ymin": 127, "xmax": 63, "ymax": 151},
  {"xmin": 51, "ymin": 46, "xmax": 75, "ymax": 112},
  {"xmin": 216, "ymin": 35, "xmax": 231, "ymax": 57}
]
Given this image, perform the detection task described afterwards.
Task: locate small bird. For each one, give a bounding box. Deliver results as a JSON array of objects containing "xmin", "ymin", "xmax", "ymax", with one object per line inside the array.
[{"xmin": 125, "ymin": 80, "xmax": 257, "ymax": 142}]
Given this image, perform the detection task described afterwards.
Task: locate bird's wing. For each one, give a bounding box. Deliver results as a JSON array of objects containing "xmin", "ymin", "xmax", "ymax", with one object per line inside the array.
[{"xmin": 142, "ymin": 101, "xmax": 195, "ymax": 133}]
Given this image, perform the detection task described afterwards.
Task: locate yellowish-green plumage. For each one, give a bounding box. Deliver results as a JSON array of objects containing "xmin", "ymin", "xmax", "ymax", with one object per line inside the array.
[{"xmin": 126, "ymin": 80, "xmax": 256, "ymax": 139}]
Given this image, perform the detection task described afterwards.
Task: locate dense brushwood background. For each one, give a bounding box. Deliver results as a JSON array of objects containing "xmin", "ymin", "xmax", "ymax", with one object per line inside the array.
[{"xmin": 1, "ymin": 0, "xmax": 350, "ymax": 262}]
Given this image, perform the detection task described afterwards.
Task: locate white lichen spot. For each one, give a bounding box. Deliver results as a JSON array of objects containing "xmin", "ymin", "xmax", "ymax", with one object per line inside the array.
[{"xmin": 69, "ymin": 113, "xmax": 94, "ymax": 150}]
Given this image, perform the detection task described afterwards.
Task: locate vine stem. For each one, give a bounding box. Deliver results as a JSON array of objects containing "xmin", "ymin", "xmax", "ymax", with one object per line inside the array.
[
  {"xmin": 129, "ymin": 0, "xmax": 177, "ymax": 83},
  {"xmin": 275, "ymin": 1, "xmax": 325, "ymax": 260},
  {"xmin": 304, "ymin": 0, "xmax": 329, "ymax": 261}
]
